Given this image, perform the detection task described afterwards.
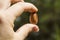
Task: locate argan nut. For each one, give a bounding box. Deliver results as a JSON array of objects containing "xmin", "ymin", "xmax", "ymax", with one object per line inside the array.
[{"xmin": 29, "ymin": 13, "xmax": 38, "ymax": 24}]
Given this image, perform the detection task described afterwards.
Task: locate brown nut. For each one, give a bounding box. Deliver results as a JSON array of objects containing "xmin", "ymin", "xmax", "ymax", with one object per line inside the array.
[{"xmin": 29, "ymin": 13, "xmax": 38, "ymax": 24}]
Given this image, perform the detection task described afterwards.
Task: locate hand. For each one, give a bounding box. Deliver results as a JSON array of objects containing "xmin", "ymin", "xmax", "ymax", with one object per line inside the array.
[
  {"xmin": 0, "ymin": 0, "xmax": 24, "ymax": 10},
  {"xmin": 11, "ymin": 0, "xmax": 24, "ymax": 4},
  {"xmin": 0, "ymin": 0, "xmax": 39, "ymax": 40}
]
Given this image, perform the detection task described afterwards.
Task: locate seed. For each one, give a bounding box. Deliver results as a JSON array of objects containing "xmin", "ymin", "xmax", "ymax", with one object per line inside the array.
[{"xmin": 29, "ymin": 13, "xmax": 38, "ymax": 24}]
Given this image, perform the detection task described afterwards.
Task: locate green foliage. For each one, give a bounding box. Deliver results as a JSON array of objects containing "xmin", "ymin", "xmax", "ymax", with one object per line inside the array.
[{"xmin": 14, "ymin": 0, "xmax": 60, "ymax": 40}]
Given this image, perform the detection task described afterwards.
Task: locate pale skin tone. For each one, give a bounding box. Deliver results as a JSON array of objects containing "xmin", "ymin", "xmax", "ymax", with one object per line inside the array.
[{"xmin": 0, "ymin": 0, "xmax": 39, "ymax": 40}]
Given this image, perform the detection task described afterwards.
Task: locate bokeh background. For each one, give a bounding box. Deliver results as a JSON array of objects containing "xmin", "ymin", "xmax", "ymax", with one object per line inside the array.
[{"xmin": 14, "ymin": 0, "xmax": 60, "ymax": 40}]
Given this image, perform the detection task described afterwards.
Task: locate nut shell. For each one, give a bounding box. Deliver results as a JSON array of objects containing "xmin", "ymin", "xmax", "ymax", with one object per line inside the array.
[{"xmin": 29, "ymin": 13, "xmax": 38, "ymax": 24}]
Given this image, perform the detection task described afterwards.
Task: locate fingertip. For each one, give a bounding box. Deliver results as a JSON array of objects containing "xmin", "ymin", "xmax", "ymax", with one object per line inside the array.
[
  {"xmin": 30, "ymin": 6, "xmax": 38, "ymax": 13},
  {"xmin": 34, "ymin": 7, "xmax": 38, "ymax": 12},
  {"xmin": 33, "ymin": 26, "xmax": 39, "ymax": 32},
  {"xmin": 32, "ymin": 4, "xmax": 38, "ymax": 13}
]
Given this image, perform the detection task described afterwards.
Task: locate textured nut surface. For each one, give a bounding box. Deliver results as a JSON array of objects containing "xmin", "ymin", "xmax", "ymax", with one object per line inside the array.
[{"xmin": 29, "ymin": 13, "xmax": 38, "ymax": 24}]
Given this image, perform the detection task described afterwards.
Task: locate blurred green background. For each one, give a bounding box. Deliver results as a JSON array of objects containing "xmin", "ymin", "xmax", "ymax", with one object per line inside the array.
[{"xmin": 14, "ymin": 0, "xmax": 60, "ymax": 40}]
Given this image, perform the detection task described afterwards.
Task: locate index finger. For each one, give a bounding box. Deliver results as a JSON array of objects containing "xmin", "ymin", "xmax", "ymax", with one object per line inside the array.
[
  {"xmin": 0, "ymin": 0, "xmax": 10, "ymax": 10},
  {"xmin": 11, "ymin": 0, "xmax": 24, "ymax": 4}
]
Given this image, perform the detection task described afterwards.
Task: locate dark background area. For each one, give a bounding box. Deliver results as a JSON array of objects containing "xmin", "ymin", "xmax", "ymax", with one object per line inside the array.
[{"xmin": 14, "ymin": 0, "xmax": 60, "ymax": 40}]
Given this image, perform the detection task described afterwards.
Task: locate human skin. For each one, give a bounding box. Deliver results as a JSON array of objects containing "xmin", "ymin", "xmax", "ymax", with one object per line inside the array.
[
  {"xmin": 0, "ymin": 0, "xmax": 23, "ymax": 10},
  {"xmin": 0, "ymin": 0, "xmax": 10, "ymax": 10},
  {"xmin": 0, "ymin": 0, "xmax": 39, "ymax": 40},
  {"xmin": 11, "ymin": 0, "xmax": 24, "ymax": 4}
]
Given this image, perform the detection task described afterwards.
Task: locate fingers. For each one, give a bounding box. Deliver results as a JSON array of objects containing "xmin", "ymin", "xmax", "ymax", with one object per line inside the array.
[
  {"xmin": 23, "ymin": 3, "xmax": 38, "ymax": 13},
  {"xmin": 15, "ymin": 24, "xmax": 39, "ymax": 40},
  {"xmin": 5, "ymin": 2, "xmax": 38, "ymax": 22},
  {"xmin": 0, "ymin": 0, "xmax": 11, "ymax": 10},
  {"xmin": 0, "ymin": 0, "xmax": 24, "ymax": 10},
  {"xmin": 11, "ymin": 0, "xmax": 24, "ymax": 4}
]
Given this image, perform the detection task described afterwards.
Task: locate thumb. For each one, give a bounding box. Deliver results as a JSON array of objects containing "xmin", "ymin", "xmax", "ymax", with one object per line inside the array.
[{"xmin": 15, "ymin": 24, "xmax": 39, "ymax": 40}]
